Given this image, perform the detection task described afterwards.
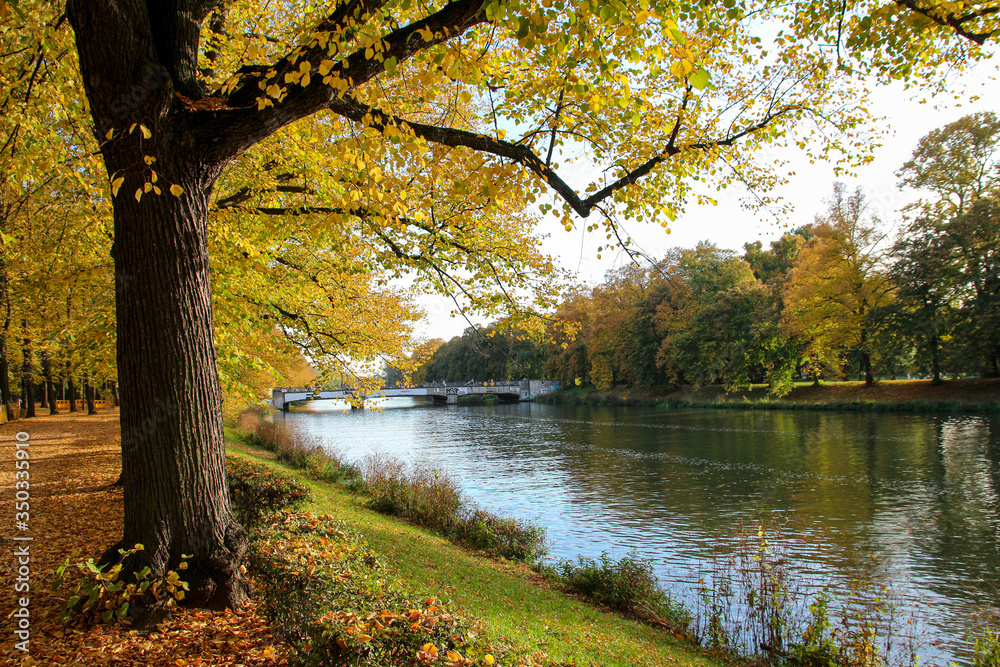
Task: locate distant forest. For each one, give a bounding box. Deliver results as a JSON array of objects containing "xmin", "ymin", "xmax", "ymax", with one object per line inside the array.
[{"xmin": 393, "ymin": 113, "xmax": 1000, "ymax": 396}]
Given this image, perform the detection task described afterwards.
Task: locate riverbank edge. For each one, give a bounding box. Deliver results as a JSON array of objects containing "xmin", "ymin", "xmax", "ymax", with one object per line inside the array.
[
  {"xmin": 224, "ymin": 430, "xmax": 727, "ymax": 667},
  {"xmin": 538, "ymin": 379, "xmax": 1000, "ymax": 413}
]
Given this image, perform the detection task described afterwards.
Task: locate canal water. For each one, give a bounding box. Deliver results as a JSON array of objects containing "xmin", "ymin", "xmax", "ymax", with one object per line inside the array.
[{"xmin": 275, "ymin": 399, "xmax": 1000, "ymax": 663}]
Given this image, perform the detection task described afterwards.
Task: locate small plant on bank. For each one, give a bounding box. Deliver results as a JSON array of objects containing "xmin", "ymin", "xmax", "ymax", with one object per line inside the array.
[
  {"xmin": 694, "ymin": 521, "xmax": 920, "ymax": 667},
  {"xmin": 456, "ymin": 507, "xmax": 547, "ymax": 562},
  {"xmin": 227, "ymin": 456, "xmax": 312, "ymax": 528},
  {"xmin": 972, "ymin": 626, "xmax": 1000, "ymax": 667},
  {"xmin": 551, "ymin": 551, "xmax": 692, "ymax": 632},
  {"xmin": 51, "ymin": 544, "xmax": 189, "ymax": 624}
]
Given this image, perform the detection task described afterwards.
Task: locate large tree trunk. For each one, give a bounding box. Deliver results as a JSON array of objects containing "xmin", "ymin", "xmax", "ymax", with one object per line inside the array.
[
  {"xmin": 106, "ymin": 167, "xmax": 249, "ymax": 615},
  {"xmin": 63, "ymin": 0, "xmax": 336, "ymax": 621},
  {"xmin": 67, "ymin": 0, "xmax": 251, "ymax": 621}
]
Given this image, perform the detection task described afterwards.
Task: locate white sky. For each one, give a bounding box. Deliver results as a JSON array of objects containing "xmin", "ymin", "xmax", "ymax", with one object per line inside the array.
[{"xmin": 414, "ymin": 57, "xmax": 1000, "ymax": 343}]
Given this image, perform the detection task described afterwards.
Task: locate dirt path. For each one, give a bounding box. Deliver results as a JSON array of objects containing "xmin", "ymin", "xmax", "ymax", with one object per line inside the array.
[{"xmin": 0, "ymin": 411, "xmax": 279, "ymax": 666}]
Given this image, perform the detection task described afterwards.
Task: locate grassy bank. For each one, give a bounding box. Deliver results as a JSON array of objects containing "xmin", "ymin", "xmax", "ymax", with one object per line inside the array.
[
  {"xmin": 225, "ymin": 435, "xmax": 722, "ymax": 667},
  {"xmin": 540, "ymin": 378, "xmax": 1000, "ymax": 413}
]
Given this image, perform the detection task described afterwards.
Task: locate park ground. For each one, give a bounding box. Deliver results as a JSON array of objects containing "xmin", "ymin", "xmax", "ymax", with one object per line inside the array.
[{"xmin": 0, "ymin": 411, "xmax": 724, "ymax": 667}]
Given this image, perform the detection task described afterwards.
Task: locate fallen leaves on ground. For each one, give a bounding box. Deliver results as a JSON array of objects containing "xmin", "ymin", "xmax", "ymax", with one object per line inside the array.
[{"xmin": 1, "ymin": 411, "xmax": 285, "ymax": 666}]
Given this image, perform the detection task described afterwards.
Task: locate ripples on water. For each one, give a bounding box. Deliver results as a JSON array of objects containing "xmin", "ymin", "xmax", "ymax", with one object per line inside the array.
[{"xmin": 276, "ymin": 400, "xmax": 1000, "ymax": 664}]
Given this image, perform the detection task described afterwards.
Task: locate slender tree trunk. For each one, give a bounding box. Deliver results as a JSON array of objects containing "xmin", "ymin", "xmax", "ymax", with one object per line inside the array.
[
  {"xmin": 20, "ymin": 320, "xmax": 35, "ymax": 418},
  {"xmin": 930, "ymin": 333, "xmax": 943, "ymax": 385},
  {"xmin": 0, "ymin": 333, "xmax": 13, "ymax": 421},
  {"xmin": 66, "ymin": 361, "xmax": 77, "ymax": 412},
  {"xmin": 0, "ymin": 263, "xmax": 13, "ymax": 419},
  {"xmin": 861, "ymin": 352, "xmax": 874, "ymax": 387},
  {"xmin": 39, "ymin": 364, "xmax": 50, "ymax": 410},
  {"xmin": 83, "ymin": 372, "xmax": 97, "ymax": 415},
  {"xmin": 859, "ymin": 326, "xmax": 875, "ymax": 387},
  {"xmin": 111, "ymin": 380, "xmax": 119, "ymax": 406},
  {"xmin": 43, "ymin": 353, "xmax": 58, "ymax": 415}
]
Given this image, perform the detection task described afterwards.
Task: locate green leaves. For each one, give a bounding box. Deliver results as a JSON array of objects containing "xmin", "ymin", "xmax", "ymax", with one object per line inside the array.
[{"xmin": 689, "ymin": 68, "xmax": 709, "ymax": 90}]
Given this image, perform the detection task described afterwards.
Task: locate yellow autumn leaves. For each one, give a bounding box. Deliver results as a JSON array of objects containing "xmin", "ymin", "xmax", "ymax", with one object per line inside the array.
[
  {"xmin": 417, "ymin": 641, "xmax": 494, "ymax": 666},
  {"xmin": 103, "ymin": 125, "xmax": 185, "ymax": 201}
]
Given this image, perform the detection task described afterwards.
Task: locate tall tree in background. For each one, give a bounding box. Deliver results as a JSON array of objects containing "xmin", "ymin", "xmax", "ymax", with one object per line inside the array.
[
  {"xmin": 948, "ymin": 199, "xmax": 1000, "ymax": 375},
  {"xmin": 784, "ymin": 184, "xmax": 894, "ymax": 386},
  {"xmin": 896, "ymin": 112, "xmax": 1000, "ymax": 377},
  {"xmin": 898, "ymin": 112, "xmax": 1000, "ymax": 219},
  {"xmin": 890, "ymin": 218, "xmax": 959, "ymax": 383}
]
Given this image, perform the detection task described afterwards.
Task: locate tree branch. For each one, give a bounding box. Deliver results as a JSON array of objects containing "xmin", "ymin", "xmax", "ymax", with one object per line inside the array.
[
  {"xmin": 894, "ymin": 0, "xmax": 999, "ymax": 44},
  {"xmin": 204, "ymin": 0, "xmax": 491, "ymax": 160},
  {"xmin": 329, "ymin": 94, "xmax": 802, "ymax": 218}
]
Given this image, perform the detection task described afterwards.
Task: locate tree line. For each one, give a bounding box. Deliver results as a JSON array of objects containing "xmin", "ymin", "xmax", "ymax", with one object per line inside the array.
[{"xmin": 407, "ymin": 113, "xmax": 1000, "ymax": 394}]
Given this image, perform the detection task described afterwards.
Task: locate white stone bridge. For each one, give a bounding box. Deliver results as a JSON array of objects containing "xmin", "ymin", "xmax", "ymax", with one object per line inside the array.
[{"xmin": 271, "ymin": 379, "xmax": 559, "ymax": 411}]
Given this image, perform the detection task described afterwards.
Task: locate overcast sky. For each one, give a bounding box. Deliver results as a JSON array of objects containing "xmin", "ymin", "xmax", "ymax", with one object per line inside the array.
[{"xmin": 414, "ymin": 58, "xmax": 1000, "ymax": 343}]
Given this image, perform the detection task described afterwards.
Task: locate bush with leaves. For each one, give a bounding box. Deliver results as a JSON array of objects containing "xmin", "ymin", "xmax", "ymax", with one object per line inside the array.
[
  {"xmin": 227, "ymin": 456, "xmax": 312, "ymax": 528},
  {"xmin": 552, "ymin": 552, "xmax": 691, "ymax": 632},
  {"xmin": 455, "ymin": 507, "xmax": 547, "ymax": 562},
  {"xmin": 251, "ymin": 511, "xmax": 504, "ymax": 666},
  {"xmin": 51, "ymin": 544, "xmax": 189, "ymax": 624}
]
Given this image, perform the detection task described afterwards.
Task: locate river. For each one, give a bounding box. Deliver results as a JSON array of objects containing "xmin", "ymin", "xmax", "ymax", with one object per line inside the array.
[{"xmin": 274, "ymin": 399, "xmax": 1000, "ymax": 664}]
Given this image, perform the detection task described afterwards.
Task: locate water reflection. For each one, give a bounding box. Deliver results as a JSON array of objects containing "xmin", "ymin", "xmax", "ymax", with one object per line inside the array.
[{"xmin": 276, "ymin": 401, "xmax": 1000, "ymax": 663}]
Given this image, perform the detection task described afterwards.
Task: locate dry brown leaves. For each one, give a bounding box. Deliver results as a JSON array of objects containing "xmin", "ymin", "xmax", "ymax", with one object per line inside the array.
[{"xmin": 1, "ymin": 411, "xmax": 285, "ymax": 666}]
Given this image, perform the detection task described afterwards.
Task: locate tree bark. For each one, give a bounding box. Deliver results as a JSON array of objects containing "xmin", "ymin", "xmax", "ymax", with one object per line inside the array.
[
  {"xmin": 20, "ymin": 321, "xmax": 35, "ymax": 418},
  {"xmin": 67, "ymin": 365, "xmax": 77, "ymax": 412},
  {"xmin": 43, "ymin": 354, "xmax": 58, "ymax": 415},
  {"xmin": 930, "ymin": 333, "xmax": 943, "ymax": 385},
  {"xmin": 83, "ymin": 372, "xmax": 97, "ymax": 415},
  {"xmin": 104, "ymin": 179, "xmax": 250, "ymax": 614},
  {"xmin": 0, "ymin": 333, "xmax": 13, "ymax": 421}
]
